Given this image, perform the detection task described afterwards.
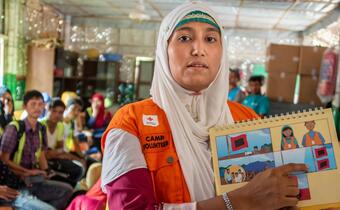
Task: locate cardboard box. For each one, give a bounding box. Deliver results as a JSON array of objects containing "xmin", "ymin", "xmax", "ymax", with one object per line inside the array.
[
  {"xmin": 299, "ymin": 75, "xmax": 322, "ymax": 105},
  {"xmin": 266, "ymin": 72, "xmax": 297, "ymax": 103},
  {"xmin": 299, "ymin": 46, "xmax": 326, "ymax": 76},
  {"xmin": 266, "ymin": 44, "xmax": 300, "ymax": 74}
]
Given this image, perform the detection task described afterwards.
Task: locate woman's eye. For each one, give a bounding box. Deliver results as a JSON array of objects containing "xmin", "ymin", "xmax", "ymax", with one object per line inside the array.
[
  {"xmin": 206, "ymin": 36, "xmax": 217, "ymax": 42},
  {"xmin": 178, "ymin": 36, "xmax": 191, "ymax": 42}
]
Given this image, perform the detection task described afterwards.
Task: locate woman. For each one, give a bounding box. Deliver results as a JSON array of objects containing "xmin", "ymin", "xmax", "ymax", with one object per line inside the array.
[
  {"xmin": 0, "ymin": 87, "xmax": 14, "ymax": 135},
  {"xmin": 101, "ymin": 2, "xmax": 306, "ymax": 210},
  {"xmin": 86, "ymin": 93, "xmax": 112, "ymax": 152},
  {"xmin": 281, "ymin": 125, "xmax": 300, "ymax": 150},
  {"xmin": 86, "ymin": 93, "xmax": 111, "ymax": 130},
  {"xmin": 228, "ymin": 68, "xmax": 245, "ymax": 103}
]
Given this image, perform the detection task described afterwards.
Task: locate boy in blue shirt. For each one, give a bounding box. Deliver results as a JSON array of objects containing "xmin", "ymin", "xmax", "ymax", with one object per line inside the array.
[{"xmin": 242, "ymin": 75, "xmax": 269, "ymax": 117}]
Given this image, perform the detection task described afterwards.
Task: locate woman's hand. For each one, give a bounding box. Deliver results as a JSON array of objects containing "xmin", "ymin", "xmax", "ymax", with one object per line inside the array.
[
  {"xmin": 229, "ymin": 163, "xmax": 308, "ymax": 210},
  {"xmin": 24, "ymin": 169, "xmax": 47, "ymax": 177},
  {"xmin": 92, "ymin": 105, "xmax": 99, "ymax": 118},
  {"xmin": 0, "ymin": 185, "xmax": 19, "ymax": 201}
]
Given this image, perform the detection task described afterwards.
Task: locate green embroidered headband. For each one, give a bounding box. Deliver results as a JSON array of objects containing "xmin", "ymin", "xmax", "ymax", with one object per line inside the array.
[{"xmin": 175, "ymin": 10, "xmax": 220, "ymax": 31}]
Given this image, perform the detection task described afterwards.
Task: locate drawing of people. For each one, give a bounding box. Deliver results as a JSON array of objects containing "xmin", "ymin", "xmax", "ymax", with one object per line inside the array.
[
  {"xmin": 240, "ymin": 171, "xmax": 245, "ymax": 181},
  {"xmin": 231, "ymin": 172, "xmax": 235, "ymax": 183},
  {"xmin": 235, "ymin": 169, "xmax": 243, "ymax": 183},
  {"xmin": 234, "ymin": 172, "xmax": 239, "ymax": 183},
  {"xmin": 302, "ymin": 121, "xmax": 326, "ymax": 147},
  {"xmin": 281, "ymin": 125, "xmax": 299, "ymax": 150},
  {"xmin": 224, "ymin": 168, "xmax": 233, "ymax": 184}
]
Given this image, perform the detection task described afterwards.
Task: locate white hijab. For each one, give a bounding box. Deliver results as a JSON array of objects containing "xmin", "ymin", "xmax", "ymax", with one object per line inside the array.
[{"xmin": 150, "ymin": 2, "xmax": 234, "ymax": 201}]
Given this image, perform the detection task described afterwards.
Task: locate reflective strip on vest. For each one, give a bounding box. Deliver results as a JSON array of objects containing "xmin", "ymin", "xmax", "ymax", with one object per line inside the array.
[
  {"xmin": 10, "ymin": 121, "xmax": 43, "ymax": 167},
  {"xmin": 56, "ymin": 122, "xmax": 64, "ymax": 142},
  {"xmin": 64, "ymin": 122, "xmax": 75, "ymax": 152}
]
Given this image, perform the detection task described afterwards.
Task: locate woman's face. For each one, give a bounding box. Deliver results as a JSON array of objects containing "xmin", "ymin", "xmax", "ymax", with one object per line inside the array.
[
  {"xmin": 167, "ymin": 21, "xmax": 222, "ymax": 92},
  {"xmin": 1, "ymin": 92, "xmax": 13, "ymax": 110},
  {"xmin": 92, "ymin": 97, "xmax": 102, "ymax": 109},
  {"xmin": 283, "ymin": 128, "xmax": 292, "ymax": 137}
]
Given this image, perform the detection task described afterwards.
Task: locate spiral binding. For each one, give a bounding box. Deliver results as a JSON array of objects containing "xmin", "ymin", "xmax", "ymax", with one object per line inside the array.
[{"xmin": 211, "ymin": 107, "xmax": 325, "ymax": 132}]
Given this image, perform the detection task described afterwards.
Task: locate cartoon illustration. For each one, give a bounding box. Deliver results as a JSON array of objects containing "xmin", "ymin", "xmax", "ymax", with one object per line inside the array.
[
  {"xmin": 212, "ymin": 110, "xmax": 339, "ymax": 205},
  {"xmin": 235, "ymin": 169, "xmax": 244, "ymax": 183},
  {"xmin": 217, "ymin": 128, "xmax": 273, "ymax": 160},
  {"xmin": 253, "ymin": 146, "xmax": 260, "ymax": 154},
  {"xmin": 281, "ymin": 125, "xmax": 299, "ymax": 150},
  {"xmin": 302, "ymin": 120, "xmax": 326, "ymax": 147},
  {"xmin": 224, "ymin": 168, "xmax": 233, "ymax": 184},
  {"xmin": 281, "ymin": 147, "xmax": 317, "ymax": 173},
  {"xmin": 219, "ymin": 163, "xmax": 246, "ymax": 185},
  {"xmin": 242, "ymin": 153, "xmax": 275, "ymax": 181},
  {"xmin": 312, "ymin": 144, "xmax": 337, "ymax": 171},
  {"xmin": 219, "ymin": 153, "xmax": 275, "ymax": 185},
  {"xmin": 292, "ymin": 174, "xmax": 311, "ymax": 201}
]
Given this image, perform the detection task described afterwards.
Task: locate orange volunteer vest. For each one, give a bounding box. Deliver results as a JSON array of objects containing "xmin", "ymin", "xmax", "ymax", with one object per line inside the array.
[
  {"xmin": 282, "ymin": 137, "xmax": 298, "ymax": 150},
  {"xmin": 304, "ymin": 132, "xmax": 323, "ymax": 147},
  {"xmin": 101, "ymin": 98, "xmax": 258, "ymax": 203}
]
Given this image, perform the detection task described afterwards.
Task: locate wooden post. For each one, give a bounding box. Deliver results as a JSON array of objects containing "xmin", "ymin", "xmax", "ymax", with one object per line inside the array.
[{"xmin": 26, "ymin": 45, "xmax": 54, "ymax": 96}]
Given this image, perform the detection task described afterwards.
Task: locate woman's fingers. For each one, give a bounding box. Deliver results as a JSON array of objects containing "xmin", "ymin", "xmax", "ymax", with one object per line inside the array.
[
  {"xmin": 279, "ymin": 197, "xmax": 299, "ymax": 209},
  {"xmin": 282, "ymin": 186, "xmax": 300, "ymax": 197},
  {"xmin": 286, "ymin": 176, "xmax": 299, "ymax": 187},
  {"xmin": 276, "ymin": 163, "xmax": 308, "ymax": 176}
]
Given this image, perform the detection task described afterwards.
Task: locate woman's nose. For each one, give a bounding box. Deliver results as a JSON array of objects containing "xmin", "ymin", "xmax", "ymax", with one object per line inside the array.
[{"xmin": 191, "ymin": 40, "xmax": 206, "ymax": 57}]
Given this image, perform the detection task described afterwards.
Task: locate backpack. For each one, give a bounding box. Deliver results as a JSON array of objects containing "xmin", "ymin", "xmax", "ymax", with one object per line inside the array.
[{"xmin": 13, "ymin": 120, "xmax": 46, "ymax": 141}]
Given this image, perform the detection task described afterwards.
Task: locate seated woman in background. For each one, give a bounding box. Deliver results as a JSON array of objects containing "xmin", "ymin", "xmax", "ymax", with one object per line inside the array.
[
  {"xmin": 0, "ymin": 87, "xmax": 14, "ymax": 136},
  {"xmin": 85, "ymin": 93, "xmax": 112, "ymax": 153},
  {"xmin": 228, "ymin": 68, "xmax": 245, "ymax": 103}
]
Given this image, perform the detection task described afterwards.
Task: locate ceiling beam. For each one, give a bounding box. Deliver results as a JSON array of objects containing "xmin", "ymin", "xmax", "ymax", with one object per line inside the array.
[
  {"xmin": 303, "ymin": 3, "xmax": 339, "ymax": 36},
  {"xmin": 72, "ymin": 17, "xmax": 161, "ymax": 30},
  {"xmin": 71, "ymin": 15, "xmax": 302, "ymax": 34},
  {"xmin": 146, "ymin": 0, "xmax": 163, "ymax": 18},
  {"xmin": 104, "ymin": 0, "xmax": 129, "ymax": 16},
  {"xmin": 273, "ymin": 0, "xmax": 299, "ymax": 29},
  {"xmin": 41, "ymin": 3, "xmax": 63, "ymax": 16},
  {"xmin": 224, "ymin": 25, "xmax": 297, "ymax": 32},
  {"xmin": 224, "ymin": 28, "xmax": 300, "ymax": 40},
  {"xmin": 300, "ymin": 0, "xmax": 338, "ymax": 3},
  {"xmin": 44, "ymin": 2, "xmax": 334, "ymax": 14},
  {"xmin": 234, "ymin": 0, "xmax": 244, "ymax": 27},
  {"xmin": 72, "ymin": 15, "xmax": 162, "ymax": 22},
  {"xmin": 63, "ymin": 0, "xmax": 91, "ymax": 16}
]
